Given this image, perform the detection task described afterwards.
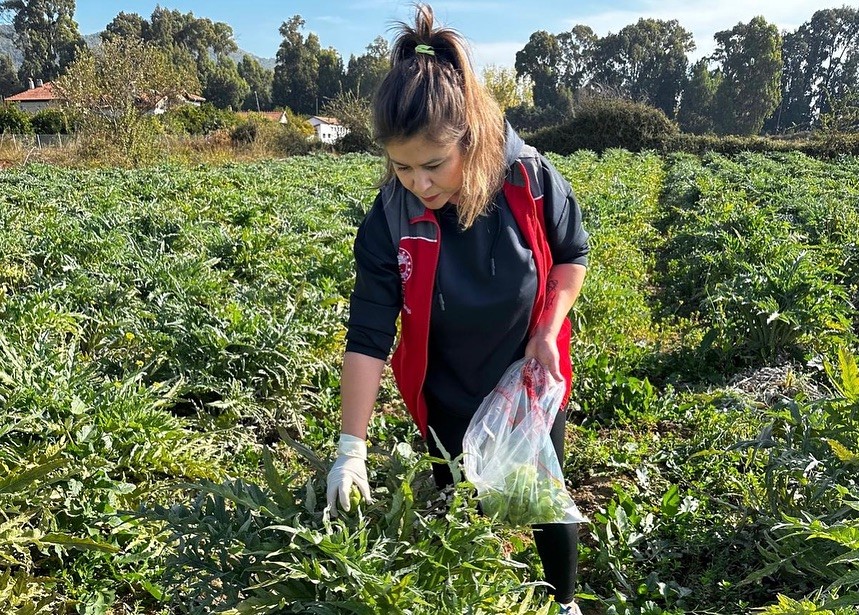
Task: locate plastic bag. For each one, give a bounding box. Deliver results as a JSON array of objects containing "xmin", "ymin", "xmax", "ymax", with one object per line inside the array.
[{"xmin": 462, "ymin": 358, "xmax": 587, "ymax": 526}]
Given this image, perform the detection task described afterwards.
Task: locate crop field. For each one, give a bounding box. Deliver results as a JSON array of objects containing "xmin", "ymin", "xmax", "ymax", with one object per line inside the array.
[{"xmin": 0, "ymin": 150, "xmax": 857, "ymax": 615}]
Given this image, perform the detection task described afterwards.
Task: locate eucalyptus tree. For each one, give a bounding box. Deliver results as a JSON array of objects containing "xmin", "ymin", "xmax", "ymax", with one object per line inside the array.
[
  {"xmin": 344, "ymin": 35, "xmax": 389, "ymax": 99},
  {"xmin": 592, "ymin": 18, "xmax": 694, "ymax": 117},
  {"xmin": 317, "ymin": 46, "xmax": 344, "ymax": 106},
  {"xmin": 0, "ymin": 0, "xmax": 84, "ymax": 82},
  {"xmin": 556, "ymin": 25, "xmax": 597, "ymax": 95},
  {"xmin": 100, "ymin": 11, "xmax": 146, "ymax": 42},
  {"xmin": 0, "ymin": 51, "xmax": 18, "ymax": 95},
  {"xmin": 101, "ymin": 6, "xmax": 238, "ymax": 105},
  {"xmin": 272, "ymin": 15, "xmax": 320, "ymax": 114},
  {"xmin": 712, "ymin": 16, "xmax": 782, "ymax": 135},
  {"xmin": 238, "ymin": 54, "xmax": 273, "ymax": 111},
  {"xmin": 515, "ymin": 30, "xmax": 567, "ymax": 109},
  {"xmin": 774, "ymin": 7, "xmax": 859, "ymax": 131},
  {"xmin": 202, "ymin": 55, "xmax": 249, "ymax": 110},
  {"xmin": 677, "ymin": 58, "xmax": 721, "ymax": 134}
]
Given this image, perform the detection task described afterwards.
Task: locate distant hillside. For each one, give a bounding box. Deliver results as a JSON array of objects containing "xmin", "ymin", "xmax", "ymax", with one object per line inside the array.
[
  {"xmin": 0, "ymin": 24, "xmax": 23, "ymax": 67},
  {"xmin": 2, "ymin": 27, "xmax": 276, "ymax": 72}
]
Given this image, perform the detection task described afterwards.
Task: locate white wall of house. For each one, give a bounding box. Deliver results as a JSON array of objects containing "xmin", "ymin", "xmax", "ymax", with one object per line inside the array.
[
  {"xmin": 15, "ymin": 101, "xmax": 54, "ymax": 114},
  {"xmin": 308, "ymin": 117, "xmax": 349, "ymax": 144}
]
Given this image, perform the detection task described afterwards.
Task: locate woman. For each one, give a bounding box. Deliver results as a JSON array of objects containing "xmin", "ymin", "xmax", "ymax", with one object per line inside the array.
[{"xmin": 326, "ymin": 5, "xmax": 589, "ymax": 613}]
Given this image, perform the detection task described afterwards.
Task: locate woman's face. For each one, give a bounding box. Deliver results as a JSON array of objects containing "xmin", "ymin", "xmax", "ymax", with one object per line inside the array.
[{"xmin": 386, "ymin": 133, "xmax": 464, "ymax": 210}]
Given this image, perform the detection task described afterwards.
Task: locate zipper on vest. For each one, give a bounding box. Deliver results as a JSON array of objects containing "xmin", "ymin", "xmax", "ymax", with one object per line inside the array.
[
  {"xmin": 434, "ymin": 263, "xmax": 446, "ymax": 311},
  {"xmin": 489, "ymin": 206, "xmax": 502, "ymax": 277},
  {"xmin": 433, "ymin": 217, "xmax": 446, "ymax": 311}
]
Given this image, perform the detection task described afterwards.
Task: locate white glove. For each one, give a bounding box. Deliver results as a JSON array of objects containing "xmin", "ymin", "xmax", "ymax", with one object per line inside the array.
[{"xmin": 326, "ymin": 433, "xmax": 373, "ymax": 516}]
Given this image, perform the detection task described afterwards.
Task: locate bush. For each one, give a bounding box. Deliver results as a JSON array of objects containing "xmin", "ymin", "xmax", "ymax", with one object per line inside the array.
[
  {"xmin": 30, "ymin": 108, "xmax": 72, "ymax": 134},
  {"xmin": 506, "ymin": 103, "xmax": 570, "ymax": 134},
  {"xmin": 530, "ymin": 97, "xmax": 678, "ymax": 154},
  {"xmin": 321, "ymin": 92, "xmax": 378, "ymax": 154},
  {"xmin": 229, "ymin": 119, "xmax": 257, "ymax": 146},
  {"xmin": 335, "ymin": 129, "xmax": 380, "ymax": 154},
  {"xmin": 162, "ymin": 103, "xmax": 237, "ymax": 136},
  {"xmin": 661, "ymin": 132, "xmax": 859, "ymax": 159},
  {"xmin": 229, "ymin": 115, "xmax": 313, "ymax": 156},
  {"xmin": 0, "ymin": 103, "xmax": 33, "ymax": 134}
]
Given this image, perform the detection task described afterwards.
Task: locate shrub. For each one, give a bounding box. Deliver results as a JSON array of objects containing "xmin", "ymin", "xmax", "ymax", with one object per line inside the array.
[
  {"xmin": 229, "ymin": 114, "xmax": 313, "ymax": 156},
  {"xmin": 229, "ymin": 119, "xmax": 257, "ymax": 146},
  {"xmin": 336, "ymin": 128, "xmax": 380, "ymax": 154},
  {"xmin": 162, "ymin": 103, "xmax": 237, "ymax": 135},
  {"xmin": 30, "ymin": 107, "xmax": 72, "ymax": 134},
  {"xmin": 278, "ymin": 107, "xmax": 314, "ymax": 138},
  {"xmin": 530, "ymin": 97, "xmax": 678, "ymax": 154},
  {"xmin": 270, "ymin": 122, "xmax": 312, "ymax": 156},
  {"xmin": 662, "ymin": 132, "xmax": 859, "ymax": 159},
  {"xmin": 322, "ymin": 92, "xmax": 378, "ymax": 154},
  {"xmin": 506, "ymin": 102, "xmax": 571, "ymax": 134},
  {"xmin": 0, "ymin": 103, "xmax": 33, "ymax": 134}
]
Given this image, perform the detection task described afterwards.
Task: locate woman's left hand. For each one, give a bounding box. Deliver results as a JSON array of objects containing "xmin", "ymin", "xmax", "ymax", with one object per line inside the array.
[{"xmin": 524, "ymin": 331, "xmax": 562, "ymax": 382}]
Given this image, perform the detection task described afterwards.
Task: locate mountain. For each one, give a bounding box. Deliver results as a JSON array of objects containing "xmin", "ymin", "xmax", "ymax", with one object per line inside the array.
[
  {"xmin": 0, "ymin": 25, "xmax": 23, "ymax": 67},
  {"xmin": 2, "ymin": 27, "xmax": 276, "ymax": 72}
]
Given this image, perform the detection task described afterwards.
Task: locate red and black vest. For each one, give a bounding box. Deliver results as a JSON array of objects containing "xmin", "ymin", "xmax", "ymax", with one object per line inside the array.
[{"xmin": 382, "ymin": 145, "xmax": 573, "ymax": 437}]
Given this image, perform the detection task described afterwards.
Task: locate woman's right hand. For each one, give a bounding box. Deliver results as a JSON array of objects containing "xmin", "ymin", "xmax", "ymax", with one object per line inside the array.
[{"xmin": 326, "ymin": 433, "xmax": 374, "ymax": 516}]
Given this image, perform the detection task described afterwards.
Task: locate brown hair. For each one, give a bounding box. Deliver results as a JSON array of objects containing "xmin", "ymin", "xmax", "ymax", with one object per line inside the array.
[{"xmin": 374, "ymin": 4, "xmax": 506, "ymax": 229}]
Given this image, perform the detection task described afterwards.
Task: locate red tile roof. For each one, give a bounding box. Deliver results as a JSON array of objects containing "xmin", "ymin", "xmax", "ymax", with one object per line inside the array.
[
  {"xmin": 237, "ymin": 111, "xmax": 285, "ymax": 123},
  {"xmin": 311, "ymin": 115, "xmax": 341, "ymax": 125},
  {"xmin": 7, "ymin": 82, "xmax": 59, "ymax": 102}
]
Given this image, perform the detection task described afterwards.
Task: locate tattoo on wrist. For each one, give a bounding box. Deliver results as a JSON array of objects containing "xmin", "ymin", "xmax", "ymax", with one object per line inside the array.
[{"xmin": 545, "ymin": 279, "xmax": 558, "ymax": 309}]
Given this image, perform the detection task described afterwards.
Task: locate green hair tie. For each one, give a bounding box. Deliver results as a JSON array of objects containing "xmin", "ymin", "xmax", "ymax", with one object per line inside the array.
[{"xmin": 415, "ymin": 44, "xmax": 435, "ymax": 56}]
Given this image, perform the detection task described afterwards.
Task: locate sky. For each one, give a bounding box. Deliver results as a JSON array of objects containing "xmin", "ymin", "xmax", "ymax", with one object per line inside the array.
[{"xmin": 72, "ymin": 0, "xmax": 848, "ymax": 70}]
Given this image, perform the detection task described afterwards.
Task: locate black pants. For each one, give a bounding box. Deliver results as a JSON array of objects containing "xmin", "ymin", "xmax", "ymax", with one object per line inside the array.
[{"xmin": 426, "ymin": 408, "xmax": 579, "ymax": 604}]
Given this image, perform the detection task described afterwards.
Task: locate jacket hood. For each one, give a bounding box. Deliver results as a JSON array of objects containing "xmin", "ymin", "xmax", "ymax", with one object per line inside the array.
[{"xmin": 503, "ymin": 121, "xmax": 525, "ymax": 167}]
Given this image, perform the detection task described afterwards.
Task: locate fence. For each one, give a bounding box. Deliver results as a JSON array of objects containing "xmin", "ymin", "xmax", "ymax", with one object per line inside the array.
[{"xmin": 0, "ymin": 133, "xmax": 72, "ymax": 148}]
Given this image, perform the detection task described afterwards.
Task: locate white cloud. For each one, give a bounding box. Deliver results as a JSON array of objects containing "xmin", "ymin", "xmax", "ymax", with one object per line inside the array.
[{"xmin": 470, "ymin": 40, "xmax": 525, "ymax": 73}]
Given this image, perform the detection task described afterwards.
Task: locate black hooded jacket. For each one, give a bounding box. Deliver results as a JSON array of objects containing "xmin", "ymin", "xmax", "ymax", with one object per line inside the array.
[{"xmin": 346, "ymin": 126, "xmax": 589, "ymax": 418}]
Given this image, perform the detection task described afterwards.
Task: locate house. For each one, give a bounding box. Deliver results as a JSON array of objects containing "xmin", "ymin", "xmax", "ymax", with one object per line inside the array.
[
  {"xmin": 146, "ymin": 92, "xmax": 206, "ymax": 115},
  {"xmin": 5, "ymin": 79, "xmax": 206, "ymax": 116},
  {"xmin": 6, "ymin": 79, "xmax": 60, "ymax": 114},
  {"xmin": 308, "ymin": 115, "xmax": 349, "ymax": 144}
]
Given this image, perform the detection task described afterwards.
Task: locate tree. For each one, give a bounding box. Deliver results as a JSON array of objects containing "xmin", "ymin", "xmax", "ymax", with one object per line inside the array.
[
  {"xmin": 100, "ymin": 11, "xmax": 146, "ymax": 42},
  {"xmin": 0, "ymin": 52, "xmax": 19, "ymax": 96},
  {"xmin": 0, "ymin": 0, "xmax": 84, "ymax": 82},
  {"xmin": 272, "ymin": 15, "xmax": 320, "ymax": 114},
  {"xmin": 771, "ymin": 7, "xmax": 859, "ymax": 132},
  {"xmin": 202, "ymin": 55, "xmax": 249, "ymax": 110},
  {"xmin": 344, "ymin": 35, "xmax": 389, "ymax": 98},
  {"xmin": 592, "ymin": 18, "xmax": 694, "ymax": 117},
  {"xmin": 712, "ymin": 16, "xmax": 782, "ymax": 135},
  {"xmin": 676, "ymin": 58, "xmax": 721, "ymax": 134},
  {"xmin": 819, "ymin": 90, "xmax": 859, "ymax": 132},
  {"xmin": 482, "ymin": 64, "xmax": 533, "ymax": 112},
  {"xmin": 317, "ymin": 47, "xmax": 344, "ymax": 106},
  {"xmin": 515, "ymin": 30, "xmax": 567, "ymax": 108},
  {"xmin": 237, "ymin": 55, "xmax": 273, "ymax": 111},
  {"xmin": 102, "ymin": 7, "xmax": 237, "ymax": 79},
  {"xmin": 146, "ymin": 6, "xmax": 236, "ymax": 66},
  {"xmin": 556, "ymin": 25, "xmax": 597, "ymax": 94},
  {"xmin": 0, "ymin": 101, "xmax": 31, "ymax": 133},
  {"xmin": 322, "ymin": 90, "xmax": 376, "ymax": 152},
  {"xmin": 56, "ymin": 37, "xmax": 198, "ymax": 162}
]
